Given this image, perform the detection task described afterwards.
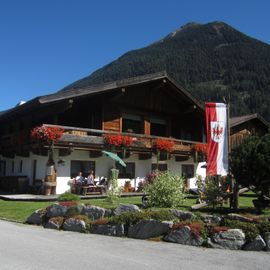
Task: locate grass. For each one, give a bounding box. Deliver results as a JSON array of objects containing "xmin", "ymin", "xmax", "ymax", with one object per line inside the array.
[{"xmin": 0, "ymin": 193, "xmax": 269, "ymax": 223}]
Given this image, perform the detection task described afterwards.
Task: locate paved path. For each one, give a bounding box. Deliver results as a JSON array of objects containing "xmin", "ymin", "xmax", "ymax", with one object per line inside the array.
[{"xmin": 0, "ymin": 220, "xmax": 269, "ymax": 270}]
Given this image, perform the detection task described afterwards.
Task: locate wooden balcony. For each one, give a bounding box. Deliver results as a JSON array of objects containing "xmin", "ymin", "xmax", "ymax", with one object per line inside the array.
[{"xmin": 44, "ymin": 124, "xmax": 205, "ymax": 155}]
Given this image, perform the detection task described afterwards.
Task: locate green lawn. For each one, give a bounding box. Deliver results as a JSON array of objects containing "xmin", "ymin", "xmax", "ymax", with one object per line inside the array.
[{"xmin": 0, "ymin": 193, "xmax": 269, "ymax": 223}]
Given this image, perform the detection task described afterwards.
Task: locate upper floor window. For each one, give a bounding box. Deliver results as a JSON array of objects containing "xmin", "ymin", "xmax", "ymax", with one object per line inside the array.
[
  {"xmin": 122, "ymin": 114, "xmax": 143, "ymax": 134},
  {"xmin": 150, "ymin": 117, "xmax": 167, "ymax": 137}
]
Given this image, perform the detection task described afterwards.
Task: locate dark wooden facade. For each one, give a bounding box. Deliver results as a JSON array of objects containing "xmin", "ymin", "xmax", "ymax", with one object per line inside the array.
[
  {"xmin": 230, "ymin": 114, "xmax": 270, "ymax": 149},
  {"xmin": 0, "ymin": 72, "xmax": 206, "ymax": 158}
]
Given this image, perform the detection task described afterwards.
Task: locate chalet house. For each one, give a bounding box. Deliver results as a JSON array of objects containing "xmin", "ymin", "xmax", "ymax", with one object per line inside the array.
[
  {"xmin": 230, "ymin": 113, "xmax": 270, "ymax": 149},
  {"xmin": 0, "ymin": 72, "xmax": 206, "ymax": 194}
]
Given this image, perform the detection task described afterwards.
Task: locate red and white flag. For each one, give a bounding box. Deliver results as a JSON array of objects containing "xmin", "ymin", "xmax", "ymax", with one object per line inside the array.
[{"xmin": 205, "ymin": 102, "xmax": 228, "ymax": 176}]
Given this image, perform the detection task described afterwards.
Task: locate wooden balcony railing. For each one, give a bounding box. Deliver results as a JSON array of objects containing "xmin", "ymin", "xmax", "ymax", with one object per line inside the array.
[{"xmin": 44, "ymin": 124, "xmax": 205, "ymax": 154}]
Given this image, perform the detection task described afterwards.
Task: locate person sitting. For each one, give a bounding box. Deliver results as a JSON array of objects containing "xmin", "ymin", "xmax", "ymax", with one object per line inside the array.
[
  {"xmin": 75, "ymin": 171, "xmax": 84, "ymax": 184},
  {"xmin": 86, "ymin": 170, "xmax": 95, "ymax": 186}
]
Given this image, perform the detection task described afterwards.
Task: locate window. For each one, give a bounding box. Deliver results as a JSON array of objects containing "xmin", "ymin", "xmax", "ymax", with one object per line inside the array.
[
  {"xmin": 150, "ymin": 117, "xmax": 167, "ymax": 137},
  {"xmin": 122, "ymin": 114, "xmax": 142, "ymax": 134},
  {"xmin": 70, "ymin": 161, "xmax": 95, "ymax": 178},
  {"xmin": 116, "ymin": 162, "xmax": 135, "ymax": 178},
  {"xmin": 182, "ymin": 164, "xmax": 194, "ymax": 178},
  {"xmin": 151, "ymin": 163, "xmax": 168, "ymax": 172},
  {"xmin": 0, "ymin": 161, "xmax": 6, "ymax": 176}
]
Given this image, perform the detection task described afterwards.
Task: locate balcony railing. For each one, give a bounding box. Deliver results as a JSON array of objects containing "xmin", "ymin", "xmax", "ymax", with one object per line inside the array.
[{"xmin": 43, "ymin": 124, "xmax": 205, "ymax": 154}]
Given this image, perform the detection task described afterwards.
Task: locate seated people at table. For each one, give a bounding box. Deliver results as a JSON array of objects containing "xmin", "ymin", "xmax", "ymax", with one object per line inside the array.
[{"xmin": 86, "ymin": 170, "xmax": 95, "ymax": 185}]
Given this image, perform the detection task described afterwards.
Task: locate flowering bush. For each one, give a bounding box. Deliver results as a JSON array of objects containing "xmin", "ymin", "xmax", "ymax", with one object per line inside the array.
[
  {"xmin": 31, "ymin": 125, "xmax": 64, "ymax": 145},
  {"xmin": 152, "ymin": 138, "xmax": 175, "ymax": 152},
  {"xmin": 103, "ymin": 134, "xmax": 133, "ymax": 147},
  {"xmin": 194, "ymin": 143, "xmax": 207, "ymax": 155}
]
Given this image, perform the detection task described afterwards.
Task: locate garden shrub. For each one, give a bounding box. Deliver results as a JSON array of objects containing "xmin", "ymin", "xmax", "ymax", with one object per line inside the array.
[
  {"xmin": 105, "ymin": 169, "xmax": 122, "ymax": 204},
  {"xmin": 172, "ymin": 221, "xmax": 207, "ymax": 239},
  {"xmin": 91, "ymin": 218, "xmax": 110, "ymax": 226},
  {"xmin": 202, "ymin": 175, "xmax": 231, "ymax": 208},
  {"xmin": 110, "ymin": 210, "xmax": 175, "ymax": 226},
  {"xmin": 259, "ymin": 221, "xmax": 270, "ymax": 234},
  {"xmin": 223, "ymin": 219, "xmax": 260, "ymax": 242},
  {"xmin": 58, "ymin": 201, "xmax": 78, "ymax": 207},
  {"xmin": 58, "ymin": 192, "xmax": 80, "ymax": 202},
  {"xmin": 143, "ymin": 171, "xmax": 185, "ymax": 208}
]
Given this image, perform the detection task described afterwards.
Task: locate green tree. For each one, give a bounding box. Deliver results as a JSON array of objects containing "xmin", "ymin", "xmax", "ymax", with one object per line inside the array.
[{"xmin": 231, "ymin": 133, "xmax": 270, "ymax": 200}]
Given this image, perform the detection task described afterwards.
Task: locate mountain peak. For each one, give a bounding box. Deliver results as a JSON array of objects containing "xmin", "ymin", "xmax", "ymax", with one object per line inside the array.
[{"xmin": 60, "ymin": 21, "xmax": 270, "ymax": 121}]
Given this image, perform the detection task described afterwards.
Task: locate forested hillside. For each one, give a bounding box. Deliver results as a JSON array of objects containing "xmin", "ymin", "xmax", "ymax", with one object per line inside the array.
[{"xmin": 61, "ymin": 22, "xmax": 270, "ymax": 120}]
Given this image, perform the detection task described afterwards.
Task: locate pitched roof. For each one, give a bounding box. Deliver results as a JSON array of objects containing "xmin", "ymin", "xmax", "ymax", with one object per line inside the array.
[
  {"xmin": 0, "ymin": 71, "xmax": 204, "ymax": 120},
  {"xmin": 230, "ymin": 113, "xmax": 270, "ymax": 128}
]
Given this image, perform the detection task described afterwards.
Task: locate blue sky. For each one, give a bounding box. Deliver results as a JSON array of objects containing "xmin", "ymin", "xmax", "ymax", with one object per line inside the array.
[{"xmin": 0, "ymin": 0, "xmax": 270, "ymax": 111}]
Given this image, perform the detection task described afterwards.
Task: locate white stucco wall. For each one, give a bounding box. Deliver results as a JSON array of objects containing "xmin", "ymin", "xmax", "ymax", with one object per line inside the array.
[{"xmin": 1, "ymin": 150, "xmax": 198, "ymax": 194}]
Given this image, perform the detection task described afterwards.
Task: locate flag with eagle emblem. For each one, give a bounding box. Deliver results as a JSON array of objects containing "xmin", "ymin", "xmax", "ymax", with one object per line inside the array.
[{"xmin": 205, "ymin": 102, "xmax": 228, "ymax": 176}]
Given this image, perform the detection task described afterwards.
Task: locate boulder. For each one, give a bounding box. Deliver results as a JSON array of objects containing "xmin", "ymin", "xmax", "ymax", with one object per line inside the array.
[
  {"xmin": 263, "ymin": 232, "xmax": 270, "ymax": 251},
  {"xmin": 210, "ymin": 229, "xmax": 245, "ymax": 250},
  {"xmin": 91, "ymin": 224, "xmax": 125, "ymax": 237},
  {"xmin": 63, "ymin": 217, "xmax": 86, "ymax": 232},
  {"xmin": 226, "ymin": 213, "xmax": 254, "ymax": 223},
  {"xmin": 128, "ymin": 220, "xmax": 173, "ymax": 239},
  {"xmin": 26, "ymin": 209, "xmax": 47, "ymax": 225},
  {"xmin": 200, "ymin": 214, "xmax": 222, "ymax": 224},
  {"xmin": 82, "ymin": 205, "xmax": 106, "ymax": 220},
  {"xmin": 170, "ymin": 209, "xmax": 195, "ymax": 221},
  {"xmin": 243, "ymin": 235, "xmax": 266, "ymax": 251},
  {"xmin": 44, "ymin": 217, "xmax": 64, "ymax": 230},
  {"xmin": 164, "ymin": 226, "xmax": 204, "ymax": 246},
  {"xmin": 114, "ymin": 204, "xmax": 141, "ymax": 216},
  {"xmin": 65, "ymin": 205, "xmax": 85, "ymax": 217},
  {"xmin": 46, "ymin": 204, "xmax": 68, "ymax": 218}
]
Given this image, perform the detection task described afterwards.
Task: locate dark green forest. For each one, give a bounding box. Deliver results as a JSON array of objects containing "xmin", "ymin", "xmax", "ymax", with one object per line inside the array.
[{"xmin": 61, "ymin": 22, "xmax": 270, "ymax": 120}]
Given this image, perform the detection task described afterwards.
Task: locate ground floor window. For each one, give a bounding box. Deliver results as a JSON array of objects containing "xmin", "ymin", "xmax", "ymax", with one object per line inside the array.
[
  {"xmin": 151, "ymin": 163, "xmax": 168, "ymax": 172},
  {"xmin": 181, "ymin": 164, "xmax": 194, "ymax": 178},
  {"xmin": 70, "ymin": 160, "xmax": 95, "ymax": 178},
  {"xmin": 116, "ymin": 162, "xmax": 135, "ymax": 178}
]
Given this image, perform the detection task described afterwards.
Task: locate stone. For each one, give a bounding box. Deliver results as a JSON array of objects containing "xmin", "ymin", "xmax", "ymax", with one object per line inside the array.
[
  {"xmin": 170, "ymin": 209, "xmax": 195, "ymax": 221},
  {"xmin": 65, "ymin": 205, "xmax": 84, "ymax": 217},
  {"xmin": 63, "ymin": 217, "xmax": 86, "ymax": 232},
  {"xmin": 200, "ymin": 214, "xmax": 222, "ymax": 224},
  {"xmin": 263, "ymin": 232, "xmax": 270, "ymax": 251},
  {"xmin": 104, "ymin": 209, "xmax": 112, "ymax": 218},
  {"xmin": 46, "ymin": 204, "xmax": 68, "ymax": 218},
  {"xmin": 128, "ymin": 220, "xmax": 173, "ymax": 239},
  {"xmin": 114, "ymin": 204, "xmax": 141, "ymax": 216},
  {"xmin": 164, "ymin": 226, "xmax": 204, "ymax": 246},
  {"xmin": 226, "ymin": 213, "xmax": 254, "ymax": 223},
  {"xmin": 210, "ymin": 229, "xmax": 245, "ymax": 250},
  {"xmin": 243, "ymin": 235, "xmax": 266, "ymax": 251},
  {"xmin": 91, "ymin": 224, "xmax": 125, "ymax": 237},
  {"xmin": 44, "ymin": 217, "xmax": 64, "ymax": 230},
  {"xmin": 82, "ymin": 205, "xmax": 106, "ymax": 220},
  {"xmin": 26, "ymin": 209, "xmax": 47, "ymax": 225}
]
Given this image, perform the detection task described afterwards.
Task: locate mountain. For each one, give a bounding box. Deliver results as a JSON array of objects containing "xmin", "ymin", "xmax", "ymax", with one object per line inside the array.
[{"xmin": 61, "ymin": 21, "xmax": 270, "ymax": 120}]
